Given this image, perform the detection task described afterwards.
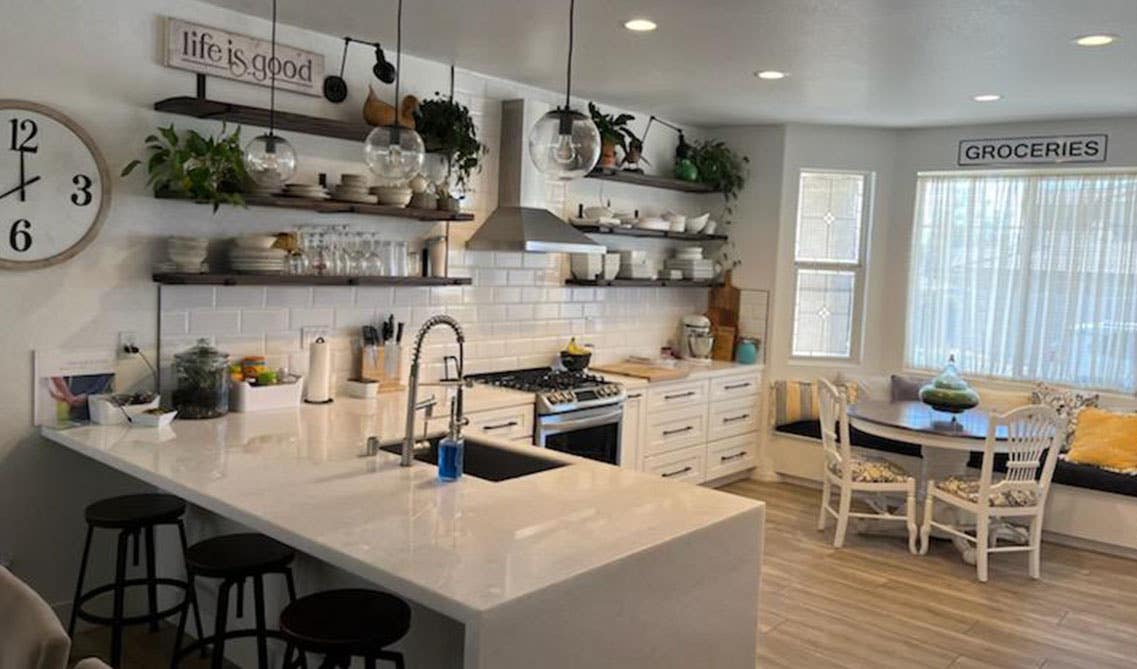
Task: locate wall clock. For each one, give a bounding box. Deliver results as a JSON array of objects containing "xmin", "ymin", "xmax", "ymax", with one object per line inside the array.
[{"xmin": 0, "ymin": 100, "xmax": 110, "ymax": 270}]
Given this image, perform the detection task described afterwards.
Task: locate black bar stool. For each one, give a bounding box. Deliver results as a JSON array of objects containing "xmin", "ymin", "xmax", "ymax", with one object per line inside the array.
[
  {"xmin": 280, "ymin": 589, "xmax": 411, "ymax": 669},
  {"xmin": 172, "ymin": 533, "xmax": 298, "ymax": 669},
  {"xmin": 69, "ymin": 493, "xmax": 203, "ymax": 668}
]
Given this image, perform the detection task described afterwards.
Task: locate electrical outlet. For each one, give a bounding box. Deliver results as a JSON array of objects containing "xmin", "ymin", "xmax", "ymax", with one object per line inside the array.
[
  {"xmin": 301, "ymin": 327, "xmax": 329, "ymax": 349},
  {"xmin": 118, "ymin": 331, "xmax": 139, "ymax": 359}
]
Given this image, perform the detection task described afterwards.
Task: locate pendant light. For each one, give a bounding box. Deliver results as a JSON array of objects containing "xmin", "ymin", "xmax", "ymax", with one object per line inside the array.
[
  {"xmin": 363, "ymin": 0, "xmax": 425, "ymax": 184},
  {"xmin": 244, "ymin": 0, "xmax": 298, "ymax": 189},
  {"xmin": 528, "ymin": 0, "xmax": 600, "ymax": 180}
]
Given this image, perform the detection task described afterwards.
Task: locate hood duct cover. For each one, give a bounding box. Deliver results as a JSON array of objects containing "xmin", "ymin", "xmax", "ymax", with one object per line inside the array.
[{"xmin": 467, "ymin": 206, "xmax": 606, "ymax": 254}]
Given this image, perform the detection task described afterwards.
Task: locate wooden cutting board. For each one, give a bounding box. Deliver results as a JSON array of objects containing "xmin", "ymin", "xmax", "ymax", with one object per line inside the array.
[{"xmin": 592, "ymin": 362, "xmax": 691, "ymax": 382}]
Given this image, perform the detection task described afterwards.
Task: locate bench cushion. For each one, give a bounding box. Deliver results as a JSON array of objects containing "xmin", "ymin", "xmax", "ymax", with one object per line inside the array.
[
  {"xmin": 966, "ymin": 452, "xmax": 1137, "ymax": 498},
  {"xmin": 776, "ymin": 420, "xmax": 923, "ymax": 459}
]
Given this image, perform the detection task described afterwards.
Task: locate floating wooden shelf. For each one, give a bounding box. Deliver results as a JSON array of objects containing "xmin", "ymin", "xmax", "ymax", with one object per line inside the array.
[
  {"xmin": 585, "ymin": 168, "xmax": 716, "ymax": 194},
  {"xmin": 571, "ymin": 223, "xmax": 727, "ymax": 242},
  {"xmin": 154, "ymin": 273, "xmax": 471, "ymax": 287},
  {"xmin": 154, "ymin": 191, "xmax": 474, "ymax": 222},
  {"xmin": 154, "ymin": 96, "xmax": 374, "ymax": 143},
  {"xmin": 565, "ymin": 278, "xmax": 722, "ymax": 288}
]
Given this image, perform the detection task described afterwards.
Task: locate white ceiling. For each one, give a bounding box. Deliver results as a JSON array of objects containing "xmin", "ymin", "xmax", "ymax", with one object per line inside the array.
[{"xmin": 202, "ymin": 0, "xmax": 1137, "ymax": 128}]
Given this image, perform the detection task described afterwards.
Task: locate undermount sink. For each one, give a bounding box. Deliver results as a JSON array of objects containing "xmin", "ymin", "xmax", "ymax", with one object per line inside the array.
[{"xmin": 379, "ymin": 436, "xmax": 568, "ymax": 482}]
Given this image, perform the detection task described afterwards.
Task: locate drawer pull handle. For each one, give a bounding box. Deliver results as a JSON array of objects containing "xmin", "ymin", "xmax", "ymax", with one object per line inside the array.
[
  {"xmin": 722, "ymin": 414, "xmax": 751, "ymax": 424},
  {"xmin": 720, "ymin": 452, "xmax": 749, "ymax": 463},
  {"xmin": 662, "ymin": 426, "xmax": 694, "ymax": 437},
  {"xmin": 627, "ymin": 393, "xmax": 643, "ymax": 399},
  {"xmin": 664, "ymin": 391, "xmax": 697, "ymax": 400},
  {"xmin": 483, "ymin": 420, "xmax": 520, "ymax": 431},
  {"xmin": 723, "ymin": 382, "xmax": 752, "ymax": 391},
  {"xmin": 662, "ymin": 465, "xmax": 693, "ymax": 478}
]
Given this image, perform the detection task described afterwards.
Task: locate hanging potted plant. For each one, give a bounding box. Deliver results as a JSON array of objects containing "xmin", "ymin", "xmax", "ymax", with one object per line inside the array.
[
  {"xmin": 689, "ymin": 139, "xmax": 749, "ymax": 276},
  {"xmin": 121, "ymin": 124, "xmax": 251, "ymax": 213},
  {"xmin": 413, "ymin": 94, "xmax": 488, "ymax": 195},
  {"xmin": 588, "ymin": 102, "xmax": 635, "ymax": 170}
]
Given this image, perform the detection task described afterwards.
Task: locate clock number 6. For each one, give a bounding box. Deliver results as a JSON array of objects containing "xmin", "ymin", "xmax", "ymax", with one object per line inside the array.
[
  {"xmin": 72, "ymin": 174, "xmax": 93, "ymax": 206},
  {"xmin": 9, "ymin": 219, "xmax": 32, "ymax": 253}
]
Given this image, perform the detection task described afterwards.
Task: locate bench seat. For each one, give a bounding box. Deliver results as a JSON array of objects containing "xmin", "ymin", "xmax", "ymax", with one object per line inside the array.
[
  {"xmin": 775, "ymin": 420, "xmax": 922, "ymax": 459},
  {"xmin": 965, "ymin": 452, "xmax": 1137, "ymax": 498}
]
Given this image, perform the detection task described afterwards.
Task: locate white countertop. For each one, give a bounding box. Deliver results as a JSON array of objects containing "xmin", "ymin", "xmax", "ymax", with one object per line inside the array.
[
  {"xmin": 41, "ymin": 385, "xmax": 760, "ymax": 623},
  {"xmin": 599, "ymin": 360, "xmax": 764, "ymax": 388}
]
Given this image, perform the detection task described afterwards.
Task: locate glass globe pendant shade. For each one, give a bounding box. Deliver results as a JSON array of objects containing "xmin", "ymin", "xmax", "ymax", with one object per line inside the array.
[
  {"xmin": 364, "ymin": 125, "xmax": 425, "ymax": 183},
  {"xmin": 243, "ymin": 134, "xmax": 297, "ymax": 189},
  {"xmin": 528, "ymin": 108, "xmax": 600, "ymax": 180}
]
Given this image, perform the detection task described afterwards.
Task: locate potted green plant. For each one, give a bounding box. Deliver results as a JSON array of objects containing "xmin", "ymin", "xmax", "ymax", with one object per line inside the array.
[
  {"xmin": 122, "ymin": 124, "xmax": 251, "ymax": 213},
  {"xmin": 413, "ymin": 94, "xmax": 488, "ymax": 193},
  {"xmin": 690, "ymin": 139, "xmax": 749, "ymax": 274},
  {"xmin": 588, "ymin": 102, "xmax": 635, "ymax": 170},
  {"xmin": 620, "ymin": 132, "xmax": 650, "ymax": 173}
]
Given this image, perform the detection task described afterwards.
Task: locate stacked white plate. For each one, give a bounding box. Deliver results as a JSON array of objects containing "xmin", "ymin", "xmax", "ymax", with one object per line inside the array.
[
  {"xmin": 230, "ymin": 246, "xmax": 287, "ymax": 273},
  {"xmin": 283, "ymin": 183, "xmax": 330, "ymax": 200},
  {"xmin": 247, "ymin": 185, "xmax": 284, "ymax": 197},
  {"xmin": 665, "ymin": 248, "xmax": 715, "ymax": 280},
  {"xmin": 167, "ymin": 236, "xmax": 209, "ymax": 272},
  {"xmin": 332, "ymin": 174, "xmax": 377, "ymax": 203}
]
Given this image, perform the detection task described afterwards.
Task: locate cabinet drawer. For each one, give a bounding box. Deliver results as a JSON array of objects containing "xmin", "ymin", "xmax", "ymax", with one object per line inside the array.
[
  {"xmin": 645, "ymin": 407, "xmax": 706, "ymax": 456},
  {"xmin": 708, "ymin": 397, "xmax": 760, "ymax": 442},
  {"xmin": 466, "ymin": 405, "xmax": 534, "ymax": 440},
  {"xmin": 647, "ymin": 380, "xmax": 708, "ymax": 414},
  {"xmin": 710, "ymin": 374, "xmax": 760, "ymax": 402},
  {"xmin": 644, "ymin": 445, "xmax": 706, "ymax": 484},
  {"xmin": 706, "ymin": 434, "xmax": 758, "ymax": 481}
]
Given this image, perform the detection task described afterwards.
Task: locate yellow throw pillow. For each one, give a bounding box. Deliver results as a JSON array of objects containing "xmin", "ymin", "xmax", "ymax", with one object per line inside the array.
[
  {"xmin": 773, "ymin": 380, "xmax": 820, "ymax": 426},
  {"xmin": 1065, "ymin": 408, "xmax": 1137, "ymax": 472}
]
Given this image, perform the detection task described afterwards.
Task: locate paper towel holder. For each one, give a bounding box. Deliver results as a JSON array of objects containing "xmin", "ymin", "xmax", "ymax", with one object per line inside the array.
[{"xmin": 304, "ymin": 336, "xmax": 335, "ymax": 405}]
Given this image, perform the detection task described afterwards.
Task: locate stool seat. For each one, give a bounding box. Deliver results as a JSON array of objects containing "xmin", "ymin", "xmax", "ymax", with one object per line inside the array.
[
  {"xmin": 84, "ymin": 493, "xmax": 186, "ymax": 529},
  {"xmin": 281, "ymin": 589, "xmax": 411, "ymax": 656},
  {"xmin": 185, "ymin": 533, "xmax": 295, "ymax": 578}
]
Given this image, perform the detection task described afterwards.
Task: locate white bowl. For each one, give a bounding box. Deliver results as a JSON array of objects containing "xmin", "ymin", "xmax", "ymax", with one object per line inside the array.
[
  {"xmin": 570, "ymin": 253, "xmax": 603, "ymax": 280},
  {"xmin": 670, "ymin": 218, "xmax": 686, "ymax": 232},
  {"xmin": 233, "ymin": 234, "xmax": 278, "ymax": 249},
  {"xmin": 132, "ymin": 409, "xmax": 177, "ymax": 428},
  {"xmin": 663, "ymin": 211, "xmax": 686, "ymax": 227},
  {"xmin": 602, "ymin": 253, "xmax": 621, "ymax": 280},
  {"xmin": 636, "ymin": 217, "xmax": 671, "ymax": 232},
  {"xmin": 373, "ymin": 186, "xmax": 413, "ymax": 207},
  {"xmin": 703, "ymin": 220, "xmax": 717, "ymax": 235},
  {"xmin": 583, "ymin": 206, "xmax": 613, "ymax": 219},
  {"xmin": 686, "ymin": 213, "xmax": 710, "ymax": 234}
]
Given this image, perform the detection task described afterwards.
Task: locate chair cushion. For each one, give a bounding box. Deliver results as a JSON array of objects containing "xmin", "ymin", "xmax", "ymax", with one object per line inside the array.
[
  {"xmin": 936, "ymin": 476, "xmax": 1038, "ymax": 507},
  {"xmin": 775, "ymin": 420, "xmax": 923, "ymax": 459},
  {"xmin": 830, "ymin": 455, "xmax": 911, "ymax": 483},
  {"xmin": 1064, "ymin": 408, "xmax": 1137, "ymax": 471}
]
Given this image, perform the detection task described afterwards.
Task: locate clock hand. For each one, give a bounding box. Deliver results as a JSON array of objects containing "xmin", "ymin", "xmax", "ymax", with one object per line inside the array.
[{"xmin": 0, "ymin": 176, "xmax": 41, "ymax": 201}]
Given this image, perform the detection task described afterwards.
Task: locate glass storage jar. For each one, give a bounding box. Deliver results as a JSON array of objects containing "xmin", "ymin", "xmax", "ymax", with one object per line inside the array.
[{"xmin": 172, "ymin": 339, "xmax": 230, "ymax": 419}]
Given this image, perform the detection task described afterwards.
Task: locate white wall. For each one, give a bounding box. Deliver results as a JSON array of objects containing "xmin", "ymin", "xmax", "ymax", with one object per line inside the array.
[{"xmin": 0, "ymin": 0, "xmax": 709, "ymax": 607}]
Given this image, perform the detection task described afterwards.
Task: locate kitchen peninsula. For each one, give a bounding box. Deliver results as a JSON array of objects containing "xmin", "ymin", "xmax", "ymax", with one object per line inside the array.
[{"xmin": 42, "ymin": 387, "xmax": 764, "ymax": 668}]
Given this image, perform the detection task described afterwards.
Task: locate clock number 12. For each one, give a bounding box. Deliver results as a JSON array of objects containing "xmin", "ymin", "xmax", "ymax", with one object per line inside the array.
[
  {"xmin": 9, "ymin": 219, "xmax": 32, "ymax": 252},
  {"xmin": 9, "ymin": 118, "xmax": 38, "ymax": 153}
]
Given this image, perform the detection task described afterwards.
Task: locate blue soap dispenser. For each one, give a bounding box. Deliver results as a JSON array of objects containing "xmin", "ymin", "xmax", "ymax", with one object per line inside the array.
[{"xmin": 437, "ymin": 396, "xmax": 464, "ymax": 481}]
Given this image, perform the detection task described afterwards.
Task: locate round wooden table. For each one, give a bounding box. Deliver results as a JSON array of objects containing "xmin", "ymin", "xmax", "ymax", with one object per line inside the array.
[{"xmin": 847, "ymin": 400, "xmax": 1022, "ymax": 562}]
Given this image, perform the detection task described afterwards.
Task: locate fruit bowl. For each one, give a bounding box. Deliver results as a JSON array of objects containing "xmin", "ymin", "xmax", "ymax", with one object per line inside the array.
[{"xmin": 560, "ymin": 351, "xmax": 591, "ymax": 372}]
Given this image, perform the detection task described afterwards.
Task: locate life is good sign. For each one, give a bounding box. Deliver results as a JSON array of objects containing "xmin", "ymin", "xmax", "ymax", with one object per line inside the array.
[
  {"xmin": 958, "ymin": 134, "xmax": 1107, "ymax": 166},
  {"xmin": 165, "ymin": 18, "xmax": 324, "ymax": 96}
]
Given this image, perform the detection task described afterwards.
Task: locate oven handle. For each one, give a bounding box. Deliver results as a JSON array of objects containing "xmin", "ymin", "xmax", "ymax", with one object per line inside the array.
[{"xmin": 538, "ymin": 408, "xmax": 624, "ymax": 436}]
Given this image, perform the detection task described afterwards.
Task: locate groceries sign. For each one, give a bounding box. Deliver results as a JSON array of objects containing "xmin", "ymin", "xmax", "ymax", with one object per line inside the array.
[
  {"xmin": 957, "ymin": 134, "xmax": 1107, "ymax": 166},
  {"xmin": 164, "ymin": 18, "xmax": 324, "ymax": 97}
]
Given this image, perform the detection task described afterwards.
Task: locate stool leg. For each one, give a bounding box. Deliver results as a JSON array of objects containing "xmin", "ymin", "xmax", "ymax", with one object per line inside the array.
[
  {"xmin": 170, "ymin": 572, "xmax": 193, "ymax": 669},
  {"xmin": 211, "ymin": 579, "xmax": 233, "ymax": 669},
  {"xmin": 253, "ymin": 574, "xmax": 269, "ymax": 669},
  {"xmin": 376, "ymin": 651, "xmax": 404, "ymax": 669},
  {"xmin": 176, "ymin": 521, "xmax": 207, "ymax": 658},
  {"xmin": 68, "ymin": 524, "xmax": 94, "ymax": 637},
  {"xmin": 283, "ymin": 567, "xmax": 298, "ymax": 603},
  {"xmin": 110, "ymin": 530, "xmax": 130, "ymax": 667},
  {"xmin": 145, "ymin": 525, "xmax": 159, "ymax": 631}
]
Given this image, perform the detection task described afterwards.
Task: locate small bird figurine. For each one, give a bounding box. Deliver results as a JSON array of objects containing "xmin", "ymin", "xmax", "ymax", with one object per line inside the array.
[{"xmin": 363, "ymin": 87, "xmax": 419, "ymax": 129}]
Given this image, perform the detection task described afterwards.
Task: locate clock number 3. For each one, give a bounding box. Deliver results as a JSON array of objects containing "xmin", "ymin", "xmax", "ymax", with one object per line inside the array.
[
  {"xmin": 9, "ymin": 219, "xmax": 31, "ymax": 253},
  {"xmin": 72, "ymin": 174, "xmax": 93, "ymax": 206}
]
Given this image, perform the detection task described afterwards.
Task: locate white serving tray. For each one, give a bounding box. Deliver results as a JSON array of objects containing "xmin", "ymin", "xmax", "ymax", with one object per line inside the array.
[{"xmin": 230, "ymin": 377, "xmax": 304, "ymax": 413}]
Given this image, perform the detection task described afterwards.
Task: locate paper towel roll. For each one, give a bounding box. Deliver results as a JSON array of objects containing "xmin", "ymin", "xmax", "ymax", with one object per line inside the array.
[{"xmin": 305, "ymin": 337, "xmax": 333, "ymax": 404}]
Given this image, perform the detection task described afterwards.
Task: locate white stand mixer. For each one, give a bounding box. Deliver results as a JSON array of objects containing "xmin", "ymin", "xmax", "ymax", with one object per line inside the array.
[{"xmin": 678, "ymin": 314, "xmax": 714, "ymax": 363}]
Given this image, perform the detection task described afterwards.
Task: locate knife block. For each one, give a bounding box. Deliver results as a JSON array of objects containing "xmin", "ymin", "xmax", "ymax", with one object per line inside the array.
[{"xmin": 360, "ymin": 346, "xmax": 404, "ymax": 393}]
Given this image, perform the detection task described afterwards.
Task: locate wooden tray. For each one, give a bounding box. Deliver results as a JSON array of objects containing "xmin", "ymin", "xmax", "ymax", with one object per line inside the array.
[{"xmin": 592, "ymin": 362, "xmax": 690, "ymax": 382}]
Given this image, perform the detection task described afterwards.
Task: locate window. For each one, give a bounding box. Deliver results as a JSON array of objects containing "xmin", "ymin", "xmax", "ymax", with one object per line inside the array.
[
  {"xmin": 907, "ymin": 171, "xmax": 1137, "ymax": 393},
  {"xmin": 791, "ymin": 170, "xmax": 873, "ymax": 359}
]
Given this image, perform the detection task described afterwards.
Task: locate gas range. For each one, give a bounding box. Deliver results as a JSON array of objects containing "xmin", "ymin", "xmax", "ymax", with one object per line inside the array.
[{"xmin": 468, "ymin": 367, "xmax": 626, "ymax": 415}]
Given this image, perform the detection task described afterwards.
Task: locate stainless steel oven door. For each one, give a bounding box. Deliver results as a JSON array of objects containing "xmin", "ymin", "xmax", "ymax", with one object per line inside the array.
[{"xmin": 535, "ymin": 405, "xmax": 623, "ymax": 465}]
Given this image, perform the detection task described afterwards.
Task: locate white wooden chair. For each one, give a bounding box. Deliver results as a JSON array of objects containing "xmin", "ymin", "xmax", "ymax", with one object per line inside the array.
[
  {"xmin": 816, "ymin": 379, "xmax": 918, "ymax": 552},
  {"xmin": 920, "ymin": 405, "xmax": 1065, "ymax": 582}
]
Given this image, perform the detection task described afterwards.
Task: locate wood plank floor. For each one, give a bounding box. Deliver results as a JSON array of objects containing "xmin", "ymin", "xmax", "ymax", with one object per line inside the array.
[{"xmin": 723, "ymin": 479, "xmax": 1137, "ymax": 669}]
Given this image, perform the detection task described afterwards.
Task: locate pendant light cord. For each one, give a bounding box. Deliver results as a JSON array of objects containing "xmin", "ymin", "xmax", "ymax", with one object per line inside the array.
[
  {"xmin": 564, "ymin": 0, "xmax": 574, "ymax": 109},
  {"xmin": 393, "ymin": 0, "xmax": 403, "ymax": 120},
  {"xmin": 269, "ymin": 0, "xmax": 277, "ymax": 138}
]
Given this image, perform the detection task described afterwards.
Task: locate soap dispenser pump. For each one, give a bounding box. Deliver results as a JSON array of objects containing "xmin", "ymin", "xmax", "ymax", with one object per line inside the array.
[{"xmin": 437, "ymin": 396, "xmax": 464, "ymax": 481}]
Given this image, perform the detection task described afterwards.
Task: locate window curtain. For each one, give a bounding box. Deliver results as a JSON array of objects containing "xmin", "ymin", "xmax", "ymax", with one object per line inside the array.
[{"xmin": 907, "ymin": 171, "xmax": 1137, "ymax": 393}]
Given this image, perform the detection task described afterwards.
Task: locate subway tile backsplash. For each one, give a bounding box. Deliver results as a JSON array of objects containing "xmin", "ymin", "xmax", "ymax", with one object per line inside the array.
[{"xmin": 159, "ymin": 250, "xmax": 708, "ymax": 390}]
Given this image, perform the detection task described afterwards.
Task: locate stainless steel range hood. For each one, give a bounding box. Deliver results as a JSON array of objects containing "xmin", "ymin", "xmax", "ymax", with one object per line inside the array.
[{"xmin": 467, "ymin": 99, "xmax": 606, "ymax": 255}]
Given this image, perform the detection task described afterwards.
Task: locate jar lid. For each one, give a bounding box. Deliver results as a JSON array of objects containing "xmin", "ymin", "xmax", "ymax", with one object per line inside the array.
[{"xmin": 174, "ymin": 338, "xmax": 229, "ymax": 365}]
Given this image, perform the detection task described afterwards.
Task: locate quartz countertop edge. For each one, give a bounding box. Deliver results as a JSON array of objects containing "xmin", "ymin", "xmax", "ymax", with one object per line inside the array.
[{"xmin": 40, "ymin": 386, "xmax": 761, "ymax": 624}]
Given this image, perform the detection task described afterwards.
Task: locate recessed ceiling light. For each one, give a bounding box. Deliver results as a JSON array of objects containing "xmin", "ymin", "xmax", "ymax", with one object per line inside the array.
[
  {"xmin": 755, "ymin": 70, "xmax": 787, "ymax": 80},
  {"xmin": 624, "ymin": 18, "xmax": 657, "ymax": 32},
  {"xmin": 1073, "ymin": 34, "xmax": 1117, "ymax": 47},
  {"xmin": 973, "ymin": 94, "xmax": 1002, "ymax": 102}
]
